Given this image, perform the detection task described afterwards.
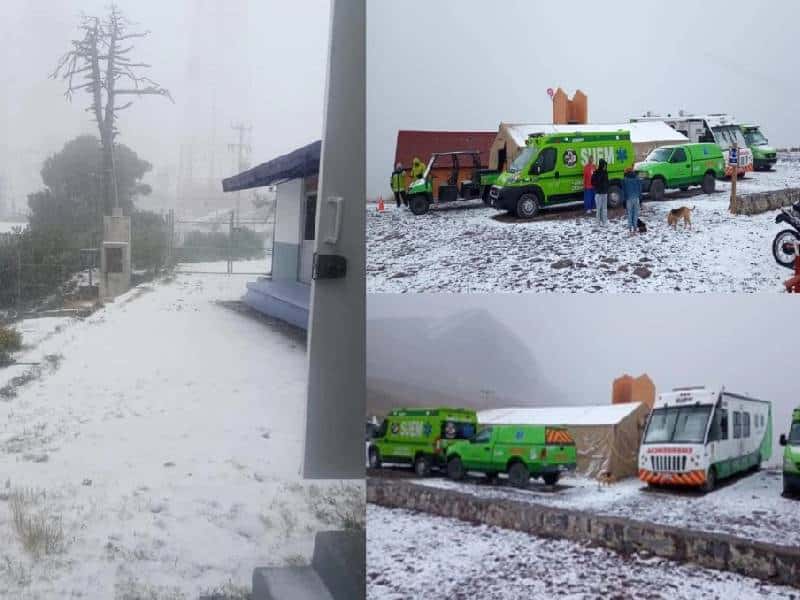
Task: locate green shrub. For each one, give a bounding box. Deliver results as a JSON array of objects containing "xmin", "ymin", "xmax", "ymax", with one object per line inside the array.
[{"xmin": 0, "ymin": 325, "xmax": 22, "ymax": 365}]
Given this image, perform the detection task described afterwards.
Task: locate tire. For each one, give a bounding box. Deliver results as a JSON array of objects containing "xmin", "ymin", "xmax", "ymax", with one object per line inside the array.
[
  {"xmin": 701, "ymin": 467, "xmax": 716, "ymax": 493},
  {"xmin": 409, "ymin": 194, "xmax": 430, "ymax": 216},
  {"xmin": 368, "ymin": 447, "xmax": 381, "ymax": 469},
  {"xmin": 447, "ymin": 457, "xmax": 465, "ymax": 481},
  {"xmin": 515, "ymin": 193, "xmax": 541, "ymax": 219},
  {"xmin": 482, "ymin": 187, "xmax": 491, "ymax": 206},
  {"xmin": 752, "ymin": 453, "xmax": 762, "ymax": 472},
  {"xmin": 414, "ymin": 454, "xmax": 432, "ymax": 477},
  {"xmin": 701, "ymin": 173, "xmax": 716, "ymax": 194},
  {"xmin": 507, "ymin": 462, "xmax": 530, "ymax": 489},
  {"xmin": 773, "ymin": 229, "xmax": 800, "ymax": 269},
  {"xmin": 607, "ymin": 184, "xmax": 623, "ymax": 209},
  {"xmin": 649, "ymin": 178, "xmax": 665, "ymax": 201},
  {"xmin": 542, "ymin": 472, "xmax": 559, "ymax": 486}
]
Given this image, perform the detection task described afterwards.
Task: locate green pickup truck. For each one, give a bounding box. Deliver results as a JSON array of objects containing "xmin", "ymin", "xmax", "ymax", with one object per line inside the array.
[
  {"xmin": 780, "ymin": 407, "xmax": 800, "ymax": 497},
  {"xmin": 634, "ymin": 142, "xmax": 725, "ymax": 200},
  {"xmin": 367, "ymin": 407, "xmax": 478, "ymax": 476},
  {"xmin": 445, "ymin": 424, "xmax": 577, "ymax": 488}
]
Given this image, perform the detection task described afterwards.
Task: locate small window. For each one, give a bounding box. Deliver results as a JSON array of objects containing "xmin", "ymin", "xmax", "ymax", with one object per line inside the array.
[
  {"xmin": 670, "ymin": 148, "xmax": 687, "ymax": 163},
  {"xmin": 709, "ymin": 408, "xmax": 728, "ymax": 442},
  {"xmin": 441, "ymin": 420, "xmax": 476, "ymax": 441},
  {"xmin": 743, "ymin": 413, "xmax": 751, "ymax": 438},
  {"xmin": 532, "ymin": 147, "xmax": 557, "ymax": 174},
  {"xmin": 105, "ymin": 247, "xmax": 123, "ymax": 273},
  {"xmin": 720, "ymin": 409, "xmax": 729, "ymax": 440},
  {"xmin": 733, "ymin": 411, "xmax": 742, "ymax": 439},
  {"xmin": 304, "ymin": 193, "xmax": 317, "ymax": 241}
]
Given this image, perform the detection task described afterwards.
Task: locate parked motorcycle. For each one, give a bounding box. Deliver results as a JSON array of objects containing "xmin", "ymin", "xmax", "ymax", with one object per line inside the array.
[{"xmin": 773, "ymin": 202, "xmax": 800, "ymax": 269}]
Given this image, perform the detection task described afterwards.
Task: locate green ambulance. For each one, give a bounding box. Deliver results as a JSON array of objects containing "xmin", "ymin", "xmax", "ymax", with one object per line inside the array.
[
  {"xmin": 634, "ymin": 143, "xmax": 725, "ymax": 200},
  {"xmin": 445, "ymin": 424, "xmax": 577, "ymax": 488},
  {"xmin": 367, "ymin": 407, "xmax": 478, "ymax": 476},
  {"xmin": 780, "ymin": 408, "xmax": 800, "ymax": 497},
  {"xmin": 489, "ymin": 131, "xmax": 635, "ymax": 219},
  {"xmin": 740, "ymin": 124, "xmax": 778, "ymax": 171}
]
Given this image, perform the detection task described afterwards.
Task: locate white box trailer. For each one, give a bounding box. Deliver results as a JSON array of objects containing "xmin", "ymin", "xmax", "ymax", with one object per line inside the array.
[
  {"xmin": 630, "ymin": 113, "xmax": 753, "ymax": 177},
  {"xmin": 638, "ymin": 386, "xmax": 772, "ymax": 492}
]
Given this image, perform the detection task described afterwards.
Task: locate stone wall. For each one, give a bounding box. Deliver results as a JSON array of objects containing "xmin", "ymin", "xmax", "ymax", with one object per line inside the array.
[
  {"xmin": 731, "ymin": 187, "xmax": 800, "ymax": 215},
  {"xmin": 367, "ymin": 478, "xmax": 800, "ymax": 588}
]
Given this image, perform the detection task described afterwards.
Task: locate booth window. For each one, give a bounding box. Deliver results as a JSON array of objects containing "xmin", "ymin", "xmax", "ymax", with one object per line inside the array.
[
  {"xmin": 106, "ymin": 247, "xmax": 123, "ymax": 273},
  {"xmin": 304, "ymin": 193, "xmax": 317, "ymax": 241}
]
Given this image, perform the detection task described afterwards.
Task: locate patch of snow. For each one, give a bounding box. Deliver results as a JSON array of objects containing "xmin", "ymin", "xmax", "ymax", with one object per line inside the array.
[
  {"xmin": 0, "ymin": 268, "xmax": 362, "ymax": 598},
  {"xmin": 410, "ymin": 468, "xmax": 800, "ymax": 548},
  {"xmin": 367, "ymin": 504, "xmax": 797, "ymax": 599},
  {"xmin": 479, "ymin": 403, "xmax": 642, "ymax": 426},
  {"xmin": 505, "ymin": 121, "xmax": 688, "ymax": 147},
  {"xmin": 367, "ymin": 163, "xmax": 800, "ymax": 293}
]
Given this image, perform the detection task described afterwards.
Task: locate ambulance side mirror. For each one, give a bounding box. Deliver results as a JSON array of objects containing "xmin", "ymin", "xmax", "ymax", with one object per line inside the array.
[{"xmin": 780, "ymin": 434, "xmax": 787, "ymax": 446}]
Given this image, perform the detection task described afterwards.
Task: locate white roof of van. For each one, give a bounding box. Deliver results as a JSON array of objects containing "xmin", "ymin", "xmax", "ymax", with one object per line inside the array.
[
  {"xmin": 504, "ymin": 122, "xmax": 687, "ymax": 147},
  {"xmin": 478, "ymin": 402, "xmax": 643, "ymax": 427}
]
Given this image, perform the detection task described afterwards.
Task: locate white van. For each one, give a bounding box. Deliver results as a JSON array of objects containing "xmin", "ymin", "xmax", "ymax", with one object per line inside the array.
[
  {"xmin": 638, "ymin": 386, "xmax": 772, "ymax": 492},
  {"xmin": 630, "ymin": 113, "xmax": 753, "ymax": 177}
]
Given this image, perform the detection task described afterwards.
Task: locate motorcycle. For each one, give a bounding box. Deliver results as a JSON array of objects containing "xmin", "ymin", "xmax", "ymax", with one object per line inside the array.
[{"xmin": 773, "ymin": 201, "xmax": 800, "ymax": 269}]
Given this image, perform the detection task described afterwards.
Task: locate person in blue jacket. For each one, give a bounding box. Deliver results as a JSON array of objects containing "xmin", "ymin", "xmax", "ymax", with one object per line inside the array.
[{"xmin": 622, "ymin": 167, "xmax": 642, "ymax": 235}]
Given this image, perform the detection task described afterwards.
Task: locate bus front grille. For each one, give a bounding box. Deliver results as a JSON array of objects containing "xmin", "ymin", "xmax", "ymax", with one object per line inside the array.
[{"xmin": 650, "ymin": 455, "xmax": 686, "ymax": 472}]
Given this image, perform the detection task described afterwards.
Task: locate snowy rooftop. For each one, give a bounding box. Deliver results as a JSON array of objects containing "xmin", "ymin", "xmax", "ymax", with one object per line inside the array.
[
  {"xmin": 478, "ymin": 402, "xmax": 643, "ymax": 427},
  {"xmin": 504, "ymin": 121, "xmax": 688, "ymax": 147}
]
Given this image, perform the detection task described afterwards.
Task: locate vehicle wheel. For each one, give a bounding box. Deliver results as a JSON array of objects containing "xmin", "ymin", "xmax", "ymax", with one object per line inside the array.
[
  {"xmin": 368, "ymin": 447, "xmax": 381, "ymax": 469},
  {"xmin": 482, "ymin": 187, "xmax": 491, "ymax": 206},
  {"xmin": 607, "ymin": 184, "xmax": 623, "ymax": 209},
  {"xmin": 507, "ymin": 462, "xmax": 530, "ymax": 489},
  {"xmin": 701, "ymin": 173, "xmax": 716, "ymax": 194},
  {"xmin": 752, "ymin": 453, "xmax": 762, "ymax": 472},
  {"xmin": 649, "ymin": 178, "xmax": 665, "ymax": 201},
  {"xmin": 542, "ymin": 472, "xmax": 559, "ymax": 486},
  {"xmin": 773, "ymin": 229, "xmax": 800, "ymax": 269},
  {"xmin": 516, "ymin": 193, "xmax": 541, "ymax": 219},
  {"xmin": 701, "ymin": 468, "xmax": 716, "ymax": 493},
  {"xmin": 414, "ymin": 454, "xmax": 432, "ymax": 477},
  {"xmin": 447, "ymin": 457, "xmax": 465, "ymax": 481},
  {"xmin": 409, "ymin": 194, "xmax": 430, "ymax": 216}
]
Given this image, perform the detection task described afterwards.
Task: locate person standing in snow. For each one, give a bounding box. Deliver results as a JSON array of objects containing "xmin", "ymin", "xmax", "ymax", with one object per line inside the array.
[
  {"xmin": 622, "ymin": 166, "xmax": 642, "ymax": 235},
  {"xmin": 391, "ymin": 162, "xmax": 407, "ymax": 208},
  {"xmin": 411, "ymin": 156, "xmax": 426, "ymax": 181},
  {"xmin": 583, "ymin": 156, "xmax": 595, "ymax": 214},
  {"xmin": 591, "ymin": 158, "xmax": 609, "ymax": 226}
]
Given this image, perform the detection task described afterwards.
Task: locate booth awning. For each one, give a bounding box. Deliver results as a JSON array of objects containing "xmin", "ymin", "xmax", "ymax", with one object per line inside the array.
[{"xmin": 222, "ymin": 139, "xmax": 322, "ymax": 192}]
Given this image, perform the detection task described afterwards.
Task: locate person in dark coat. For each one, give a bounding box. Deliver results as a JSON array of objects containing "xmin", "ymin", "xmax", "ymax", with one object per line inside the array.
[
  {"xmin": 591, "ymin": 158, "xmax": 609, "ymax": 226},
  {"xmin": 622, "ymin": 167, "xmax": 643, "ymax": 234}
]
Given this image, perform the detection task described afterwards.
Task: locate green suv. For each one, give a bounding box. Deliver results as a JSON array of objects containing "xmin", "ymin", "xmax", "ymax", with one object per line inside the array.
[
  {"xmin": 780, "ymin": 407, "xmax": 800, "ymax": 497},
  {"xmin": 635, "ymin": 143, "xmax": 725, "ymax": 200}
]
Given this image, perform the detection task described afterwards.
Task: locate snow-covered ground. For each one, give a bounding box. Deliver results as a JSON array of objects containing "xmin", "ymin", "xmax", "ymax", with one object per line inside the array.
[
  {"xmin": 407, "ymin": 469, "xmax": 800, "ymax": 547},
  {"xmin": 367, "ymin": 163, "xmax": 800, "ymax": 293},
  {"xmin": 367, "ymin": 504, "xmax": 797, "ymax": 599},
  {"xmin": 0, "ymin": 266, "xmax": 363, "ymax": 599}
]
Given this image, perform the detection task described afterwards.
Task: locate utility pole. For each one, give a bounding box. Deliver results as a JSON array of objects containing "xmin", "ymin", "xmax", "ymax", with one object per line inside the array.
[{"xmin": 228, "ymin": 122, "xmax": 252, "ymax": 226}]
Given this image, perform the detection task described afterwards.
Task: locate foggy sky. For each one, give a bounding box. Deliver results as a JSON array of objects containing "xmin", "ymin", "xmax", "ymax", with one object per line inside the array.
[
  {"xmin": 368, "ymin": 294, "xmax": 797, "ymax": 459},
  {"xmin": 367, "ymin": 0, "xmax": 800, "ymax": 199},
  {"xmin": 0, "ymin": 0, "xmax": 330, "ymax": 208}
]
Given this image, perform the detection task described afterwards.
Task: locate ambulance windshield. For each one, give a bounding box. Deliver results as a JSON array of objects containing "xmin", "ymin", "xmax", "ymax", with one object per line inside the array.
[
  {"xmin": 643, "ymin": 405, "xmax": 712, "ymax": 444},
  {"xmin": 743, "ymin": 129, "xmax": 768, "ymax": 146},
  {"xmin": 509, "ymin": 146, "xmax": 536, "ymax": 173},
  {"xmin": 711, "ymin": 125, "xmax": 747, "ymax": 151},
  {"xmin": 790, "ymin": 422, "xmax": 800, "ymax": 445}
]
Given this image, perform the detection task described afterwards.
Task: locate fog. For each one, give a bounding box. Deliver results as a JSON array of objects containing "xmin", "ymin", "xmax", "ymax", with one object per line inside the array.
[
  {"xmin": 367, "ymin": 0, "xmax": 800, "ymax": 199},
  {"xmin": 0, "ymin": 0, "xmax": 330, "ymax": 215},
  {"xmin": 368, "ymin": 294, "xmax": 797, "ymax": 458}
]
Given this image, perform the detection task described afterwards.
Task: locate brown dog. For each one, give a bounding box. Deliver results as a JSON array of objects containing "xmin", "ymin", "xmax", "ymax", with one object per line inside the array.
[
  {"xmin": 598, "ymin": 471, "xmax": 616, "ymax": 486},
  {"xmin": 667, "ymin": 205, "xmax": 695, "ymax": 229}
]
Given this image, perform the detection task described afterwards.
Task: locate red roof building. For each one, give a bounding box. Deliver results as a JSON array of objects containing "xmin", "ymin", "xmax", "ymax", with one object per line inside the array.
[{"xmin": 394, "ymin": 130, "xmax": 496, "ymax": 170}]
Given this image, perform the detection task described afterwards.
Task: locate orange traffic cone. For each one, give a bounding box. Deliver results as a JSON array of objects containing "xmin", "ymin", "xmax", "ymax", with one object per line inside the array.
[{"xmin": 377, "ymin": 196, "xmax": 385, "ymax": 212}]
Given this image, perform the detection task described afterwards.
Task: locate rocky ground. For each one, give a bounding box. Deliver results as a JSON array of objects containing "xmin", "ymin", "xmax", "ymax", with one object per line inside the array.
[
  {"xmin": 367, "ymin": 163, "xmax": 800, "ymax": 293},
  {"xmin": 367, "ymin": 505, "xmax": 798, "ymax": 599}
]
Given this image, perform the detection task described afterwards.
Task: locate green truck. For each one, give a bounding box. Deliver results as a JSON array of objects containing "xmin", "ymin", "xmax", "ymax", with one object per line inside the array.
[
  {"xmin": 740, "ymin": 124, "xmax": 778, "ymax": 171},
  {"xmin": 634, "ymin": 143, "xmax": 725, "ymax": 200},
  {"xmin": 489, "ymin": 131, "xmax": 635, "ymax": 218},
  {"xmin": 367, "ymin": 407, "xmax": 478, "ymax": 476},
  {"xmin": 445, "ymin": 424, "xmax": 577, "ymax": 488},
  {"xmin": 406, "ymin": 151, "xmax": 499, "ymax": 216},
  {"xmin": 780, "ymin": 408, "xmax": 800, "ymax": 497}
]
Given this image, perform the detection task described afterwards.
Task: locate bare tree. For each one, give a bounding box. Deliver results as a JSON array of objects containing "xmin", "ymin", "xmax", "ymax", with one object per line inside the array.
[{"xmin": 52, "ymin": 5, "xmax": 173, "ymax": 216}]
